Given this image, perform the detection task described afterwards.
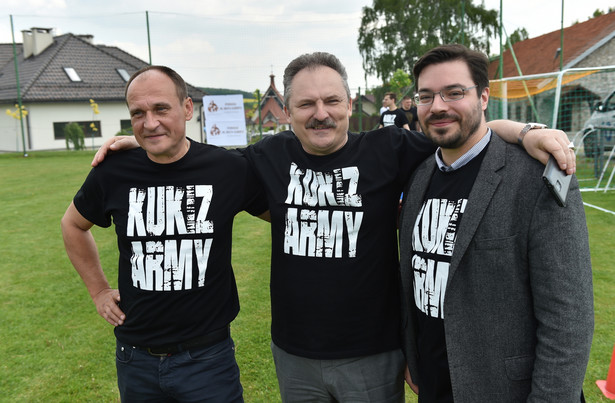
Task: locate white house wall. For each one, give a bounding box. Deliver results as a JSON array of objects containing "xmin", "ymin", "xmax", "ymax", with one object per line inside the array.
[{"xmin": 0, "ymin": 101, "xmax": 204, "ymax": 152}]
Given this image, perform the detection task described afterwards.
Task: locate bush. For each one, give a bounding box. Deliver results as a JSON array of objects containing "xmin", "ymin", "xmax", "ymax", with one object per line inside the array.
[
  {"xmin": 115, "ymin": 129, "xmax": 134, "ymax": 137},
  {"xmin": 64, "ymin": 122, "xmax": 85, "ymax": 150}
]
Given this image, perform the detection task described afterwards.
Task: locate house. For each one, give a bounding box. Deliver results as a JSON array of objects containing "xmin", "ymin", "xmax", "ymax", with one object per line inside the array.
[
  {"xmin": 352, "ymin": 93, "xmax": 378, "ymax": 117},
  {"xmin": 252, "ymin": 74, "xmax": 289, "ymax": 133},
  {"xmin": 487, "ymin": 12, "xmax": 615, "ymax": 131},
  {"xmin": 0, "ymin": 27, "xmax": 206, "ymax": 152},
  {"xmin": 350, "ymin": 93, "xmax": 380, "ymax": 132}
]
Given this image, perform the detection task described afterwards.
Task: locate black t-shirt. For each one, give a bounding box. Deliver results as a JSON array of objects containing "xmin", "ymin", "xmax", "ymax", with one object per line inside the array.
[
  {"xmin": 243, "ymin": 127, "xmax": 435, "ymax": 359},
  {"xmin": 401, "ymin": 106, "xmax": 420, "ymax": 131},
  {"xmin": 73, "ymin": 139, "xmax": 268, "ymax": 346},
  {"xmin": 411, "ymin": 146, "xmax": 487, "ymax": 403},
  {"xmin": 380, "ymin": 108, "xmax": 410, "ymax": 128}
]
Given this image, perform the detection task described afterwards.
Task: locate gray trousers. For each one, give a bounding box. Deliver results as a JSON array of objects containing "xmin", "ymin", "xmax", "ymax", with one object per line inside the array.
[{"xmin": 271, "ymin": 342, "xmax": 405, "ymax": 403}]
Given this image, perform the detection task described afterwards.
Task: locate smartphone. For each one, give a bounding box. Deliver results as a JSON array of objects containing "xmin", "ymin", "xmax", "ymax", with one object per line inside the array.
[{"xmin": 542, "ymin": 155, "xmax": 572, "ymax": 207}]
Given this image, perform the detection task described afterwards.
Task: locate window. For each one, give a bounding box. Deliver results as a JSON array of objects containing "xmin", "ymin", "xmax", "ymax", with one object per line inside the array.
[
  {"xmin": 120, "ymin": 119, "xmax": 134, "ymax": 135},
  {"xmin": 63, "ymin": 67, "xmax": 82, "ymax": 82},
  {"xmin": 515, "ymin": 105, "xmax": 522, "ymax": 120},
  {"xmin": 53, "ymin": 121, "xmax": 102, "ymax": 140},
  {"xmin": 117, "ymin": 68, "xmax": 131, "ymax": 82}
]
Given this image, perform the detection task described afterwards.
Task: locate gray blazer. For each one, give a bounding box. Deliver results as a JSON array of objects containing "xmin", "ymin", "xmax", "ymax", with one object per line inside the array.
[{"xmin": 399, "ymin": 133, "xmax": 593, "ymax": 402}]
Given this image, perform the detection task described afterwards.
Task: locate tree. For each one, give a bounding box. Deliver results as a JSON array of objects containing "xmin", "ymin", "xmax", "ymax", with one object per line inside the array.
[
  {"xmin": 507, "ymin": 28, "xmax": 529, "ymax": 48},
  {"xmin": 358, "ymin": 0, "xmax": 499, "ymax": 84},
  {"xmin": 592, "ymin": 8, "xmax": 614, "ymax": 18},
  {"xmin": 389, "ymin": 68, "xmax": 413, "ymax": 97}
]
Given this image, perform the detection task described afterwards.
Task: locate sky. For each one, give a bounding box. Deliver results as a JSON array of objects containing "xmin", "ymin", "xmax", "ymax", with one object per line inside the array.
[{"xmin": 1, "ymin": 0, "xmax": 613, "ymax": 95}]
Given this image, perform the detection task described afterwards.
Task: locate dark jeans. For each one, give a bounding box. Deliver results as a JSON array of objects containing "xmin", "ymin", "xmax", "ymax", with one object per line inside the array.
[{"xmin": 116, "ymin": 336, "xmax": 243, "ymax": 402}]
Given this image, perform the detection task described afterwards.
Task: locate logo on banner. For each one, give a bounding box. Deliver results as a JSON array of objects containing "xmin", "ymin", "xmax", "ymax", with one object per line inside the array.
[
  {"xmin": 209, "ymin": 124, "xmax": 220, "ymax": 136},
  {"xmin": 207, "ymin": 100, "xmax": 219, "ymax": 112}
]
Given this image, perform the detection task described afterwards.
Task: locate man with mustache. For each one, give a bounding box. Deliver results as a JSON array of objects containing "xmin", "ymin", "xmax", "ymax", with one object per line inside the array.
[
  {"xmin": 93, "ymin": 51, "xmax": 576, "ymax": 402},
  {"xmin": 399, "ymin": 44, "xmax": 593, "ymax": 402}
]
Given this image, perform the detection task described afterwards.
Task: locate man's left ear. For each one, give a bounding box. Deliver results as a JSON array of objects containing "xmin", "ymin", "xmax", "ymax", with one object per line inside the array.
[
  {"xmin": 481, "ymin": 87, "xmax": 490, "ymax": 111},
  {"xmin": 184, "ymin": 97, "xmax": 194, "ymax": 120}
]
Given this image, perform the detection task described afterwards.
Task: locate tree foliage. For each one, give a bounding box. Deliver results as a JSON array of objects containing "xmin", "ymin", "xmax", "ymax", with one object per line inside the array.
[
  {"xmin": 507, "ymin": 27, "xmax": 529, "ymax": 48},
  {"xmin": 358, "ymin": 0, "xmax": 499, "ymax": 84},
  {"xmin": 389, "ymin": 68, "xmax": 413, "ymax": 98}
]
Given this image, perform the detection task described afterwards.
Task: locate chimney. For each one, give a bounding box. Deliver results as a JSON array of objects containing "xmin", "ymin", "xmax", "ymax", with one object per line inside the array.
[
  {"xmin": 21, "ymin": 27, "xmax": 54, "ymax": 59},
  {"xmin": 77, "ymin": 34, "xmax": 94, "ymax": 44}
]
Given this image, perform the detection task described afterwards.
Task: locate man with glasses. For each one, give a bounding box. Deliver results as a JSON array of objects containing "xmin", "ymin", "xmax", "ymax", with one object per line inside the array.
[{"xmin": 399, "ymin": 44, "xmax": 593, "ymax": 402}]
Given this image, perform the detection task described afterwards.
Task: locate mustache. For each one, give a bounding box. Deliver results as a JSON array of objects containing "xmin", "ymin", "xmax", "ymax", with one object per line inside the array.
[
  {"xmin": 305, "ymin": 117, "xmax": 337, "ymax": 130},
  {"xmin": 426, "ymin": 113, "xmax": 459, "ymax": 124}
]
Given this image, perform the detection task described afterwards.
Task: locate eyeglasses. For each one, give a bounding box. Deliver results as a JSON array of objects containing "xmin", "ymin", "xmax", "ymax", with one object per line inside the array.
[{"xmin": 414, "ymin": 85, "xmax": 478, "ymax": 106}]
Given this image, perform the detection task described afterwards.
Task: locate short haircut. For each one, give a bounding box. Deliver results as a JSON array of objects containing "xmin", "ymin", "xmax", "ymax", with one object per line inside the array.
[
  {"xmin": 384, "ymin": 92, "xmax": 397, "ymax": 102},
  {"xmin": 413, "ymin": 44, "xmax": 489, "ymax": 96},
  {"xmin": 402, "ymin": 95, "xmax": 413, "ymax": 101},
  {"xmin": 125, "ymin": 65, "xmax": 188, "ymax": 104},
  {"xmin": 283, "ymin": 52, "xmax": 351, "ymax": 108}
]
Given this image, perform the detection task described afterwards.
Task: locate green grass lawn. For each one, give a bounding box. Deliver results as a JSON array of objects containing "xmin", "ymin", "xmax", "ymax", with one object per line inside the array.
[{"xmin": 1, "ymin": 150, "xmax": 613, "ymax": 402}]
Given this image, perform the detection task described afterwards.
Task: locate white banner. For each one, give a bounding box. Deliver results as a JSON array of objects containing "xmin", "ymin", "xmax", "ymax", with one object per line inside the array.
[{"xmin": 203, "ymin": 94, "xmax": 247, "ymax": 146}]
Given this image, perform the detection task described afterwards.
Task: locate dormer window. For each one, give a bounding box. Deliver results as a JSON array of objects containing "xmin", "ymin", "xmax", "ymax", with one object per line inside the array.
[
  {"xmin": 63, "ymin": 67, "xmax": 82, "ymax": 82},
  {"xmin": 117, "ymin": 68, "xmax": 131, "ymax": 82}
]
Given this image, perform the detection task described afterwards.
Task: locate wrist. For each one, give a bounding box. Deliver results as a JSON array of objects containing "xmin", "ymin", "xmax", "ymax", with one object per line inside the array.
[{"xmin": 517, "ymin": 123, "xmax": 547, "ymax": 145}]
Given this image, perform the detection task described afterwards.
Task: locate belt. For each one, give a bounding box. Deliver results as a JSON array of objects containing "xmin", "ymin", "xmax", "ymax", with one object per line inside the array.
[{"xmin": 136, "ymin": 326, "xmax": 230, "ymax": 357}]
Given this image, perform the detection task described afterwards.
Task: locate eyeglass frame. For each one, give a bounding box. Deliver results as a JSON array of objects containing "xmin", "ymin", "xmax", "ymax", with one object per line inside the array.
[{"xmin": 413, "ymin": 85, "xmax": 478, "ymax": 106}]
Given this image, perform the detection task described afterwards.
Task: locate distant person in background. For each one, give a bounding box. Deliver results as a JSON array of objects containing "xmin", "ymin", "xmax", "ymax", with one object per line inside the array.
[
  {"xmin": 379, "ymin": 92, "xmax": 410, "ymax": 129},
  {"xmin": 401, "ymin": 95, "xmax": 420, "ymax": 131}
]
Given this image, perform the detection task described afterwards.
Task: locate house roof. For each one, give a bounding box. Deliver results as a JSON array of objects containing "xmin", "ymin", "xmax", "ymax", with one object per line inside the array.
[
  {"xmin": 0, "ymin": 32, "xmax": 206, "ymax": 103},
  {"xmin": 254, "ymin": 74, "xmax": 289, "ymax": 125},
  {"xmin": 260, "ymin": 74, "xmax": 284, "ymax": 108},
  {"xmin": 353, "ymin": 93, "xmax": 376, "ymax": 104},
  {"xmin": 488, "ymin": 11, "xmax": 615, "ymax": 79}
]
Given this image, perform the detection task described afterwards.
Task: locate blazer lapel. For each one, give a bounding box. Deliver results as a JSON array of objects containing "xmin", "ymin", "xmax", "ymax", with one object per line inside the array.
[
  {"xmin": 447, "ymin": 134, "xmax": 506, "ymax": 282},
  {"xmin": 399, "ymin": 157, "xmax": 436, "ymax": 276}
]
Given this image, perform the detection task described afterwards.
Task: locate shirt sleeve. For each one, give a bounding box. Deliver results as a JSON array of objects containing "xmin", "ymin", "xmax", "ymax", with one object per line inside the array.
[
  {"xmin": 397, "ymin": 110, "xmax": 410, "ymax": 126},
  {"xmin": 229, "ymin": 148, "xmax": 269, "ymax": 216},
  {"xmin": 73, "ymin": 167, "xmax": 112, "ymax": 228}
]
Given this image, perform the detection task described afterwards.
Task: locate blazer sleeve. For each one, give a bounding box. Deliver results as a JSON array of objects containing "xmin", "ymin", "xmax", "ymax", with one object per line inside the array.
[{"xmin": 526, "ymin": 174, "xmax": 594, "ymax": 402}]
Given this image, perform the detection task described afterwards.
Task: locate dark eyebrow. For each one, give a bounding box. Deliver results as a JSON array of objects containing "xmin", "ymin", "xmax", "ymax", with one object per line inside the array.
[
  {"xmin": 129, "ymin": 101, "xmax": 172, "ymax": 114},
  {"xmin": 153, "ymin": 102, "xmax": 172, "ymax": 109},
  {"xmin": 418, "ymin": 84, "xmax": 466, "ymax": 92}
]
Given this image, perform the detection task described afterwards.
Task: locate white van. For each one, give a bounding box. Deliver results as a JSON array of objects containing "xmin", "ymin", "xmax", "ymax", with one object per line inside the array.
[{"xmin": 582, "ymin": 90, "xmax": 615, "ymax": 157}]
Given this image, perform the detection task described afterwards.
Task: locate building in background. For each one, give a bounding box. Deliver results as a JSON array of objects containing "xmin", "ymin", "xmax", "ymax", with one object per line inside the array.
[
  {"xmin": 251, "ymin": 73, "xmax": 289, "ymax": 135},
  {"xmin": 487, "ymin": 12, "xmax": 615, "ymax": 134},
  {"xmin": 0, "ymin": 27, "xmax": 206, "ymax": 152}
]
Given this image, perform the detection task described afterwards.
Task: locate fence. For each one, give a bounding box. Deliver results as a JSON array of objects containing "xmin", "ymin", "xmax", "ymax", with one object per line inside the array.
[{"xmin": 487, "ymin": 66, "xmax": 615, "ymax": 191}]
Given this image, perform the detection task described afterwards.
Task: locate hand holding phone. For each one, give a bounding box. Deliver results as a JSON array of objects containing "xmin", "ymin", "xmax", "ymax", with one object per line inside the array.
[{"xmin": 542, "ymin": 155, "xmax": 572, "ymax": 207}]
